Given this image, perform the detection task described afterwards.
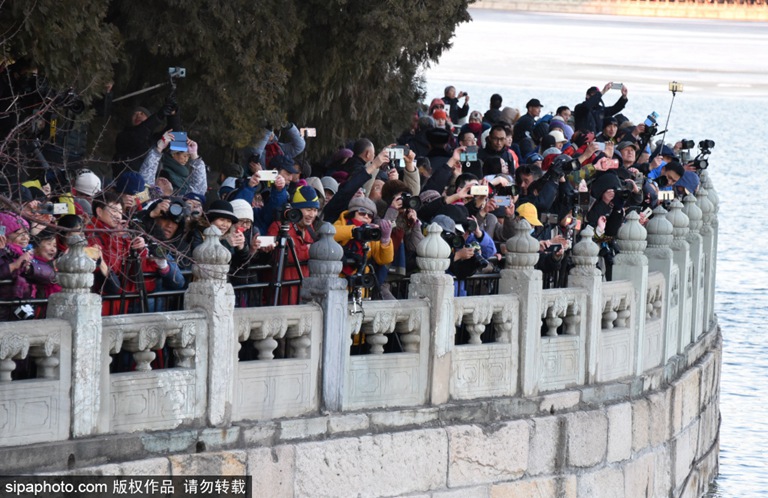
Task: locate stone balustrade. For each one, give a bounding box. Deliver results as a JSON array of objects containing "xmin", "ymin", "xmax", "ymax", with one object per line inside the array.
[{"xmin": 0, "ymin": 180, "xmax": 721, "ymax": 476}]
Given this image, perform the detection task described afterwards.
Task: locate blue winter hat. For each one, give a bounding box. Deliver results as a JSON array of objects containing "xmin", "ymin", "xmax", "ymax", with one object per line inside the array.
[
  {"xmin": 183, "ymin": 192, "xmax": 206, "ymax": 206},
  {"xmin": 291, "ymin": 185, "xmax": 320, "ymax": 209},
  {"xmin": 270, "ymin": 155, "xmax": 298, "ymax": 174},
  {"xmin": 114, "ymin": 172, "xmax": 146, "ymax": 195}
]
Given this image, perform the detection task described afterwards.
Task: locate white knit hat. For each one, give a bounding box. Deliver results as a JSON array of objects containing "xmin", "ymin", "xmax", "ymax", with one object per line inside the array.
[
  {"xmin": 74, "ymin": 170, "xmax": 102, "ymax": 197},
  {"xmin": 229, "ymin": 199, "xmax": 254, "ymax": 222}
]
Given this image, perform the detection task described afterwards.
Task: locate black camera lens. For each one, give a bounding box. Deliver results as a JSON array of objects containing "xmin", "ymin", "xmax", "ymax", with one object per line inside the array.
[
  {"xmin": 681, "ymin": 139, "xmax": 695, "ymax": 149},
  {"xmin": 441, "ymin": 231, "xmax": 464, "ymax": 249},
  {"xmin": 699, "ymin": 139, "xmax": 715, "ymax": 150},
  {"xmin": 282, "ymin": 207, "xmax": 303, "ymax": 224},
  {"xmin": 168, "ymin": 203, "xmax": 183, "ymax": 217},
  {"xmin": 400, "ymin": 193, "xmax": 422, "ymax": 211}
]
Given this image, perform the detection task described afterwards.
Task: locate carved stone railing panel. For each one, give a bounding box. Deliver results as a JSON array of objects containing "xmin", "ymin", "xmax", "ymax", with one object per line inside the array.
[
  {"xmin": 345, "ymin": 300, "xmax": 430, "ymax": 410},
  {"xmin": 643, "ymin": 272, "xmax": 667, "ymax": 371},
  {"xmin": 451, "ymin": 295, "xmax": 520, "ymax": 400},
  {"xmin": 233, "ymin": 304, "xmax": 323, "ymax": 421},
  {"xmin": 539, "ymin": 288, "xmax": 588, "ymax": 391},
  {"xmin": 0, "ymin": 320, "xmax": 71, "ymax": 446},
  {"xmin": 598, "ymin": 281, "xmax": 636, "ymax": 382},
  {"xmin": 102, "ymin": 311, "xmax": 208, "ymax": 433}
]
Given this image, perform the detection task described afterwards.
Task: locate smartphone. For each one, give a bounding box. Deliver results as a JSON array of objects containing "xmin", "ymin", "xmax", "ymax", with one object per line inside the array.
[
  {"xmin": 545, "ymin": 244, "xmax": 562, "ymax": 253},
  {"xmin": 300, "ymin": 127, "xmax": 317, "ymax": 138},
  {"xmin": 595, "ymin": 142, "xmax": 606, "ymax": 152},
  {"xmin": 460, "ymin": 145, "xmax": 478, "ymax": 163},
  {"xmin": 492, "ymin": 195, "xmax": 512, "ymax": 207},
  {"xmin": 135, "ymin": 189, "xmax": 151, "ymax": 203},
  {"xmin": 52, "ymin": 203, "xmax": 69, "ymax": 215},
  {"xmin": 0, "ymin": 226, "xmax": 5, "ymax": 236},
  {"xmin": 257, "ymin": 236, "xmax": 276, "ymax": 246},
  {"xmin": 641, "ymin": 207, "xmax": 653, "ymax": 218},
  {"xmin": 611, "ymin": 82, "xmax": 623, "ymax": 90},
  {"xmin": 470, "ymin": 185, "xmax": 489, "ymax": 196},
  {"xmin": 236, "ymin": 226, "xmax": 247, "ymax": 233},
  {"xmin": 658, "ymin": 190, "xmax": 675, "ymax": 201},
  {"xmin": 388, "ymin": 145, "xmax": 409, "ymax": 162},
  {"xmin": 259, "ymin": 170, "xmax": 279, "ymax": 182},
  {"xmin": 607, "ymin": 159, "xmax": 619, "ymax": 169},
  {"xmin": 169, "ymin": 131, "xmax": 188, "ymax": 152}
]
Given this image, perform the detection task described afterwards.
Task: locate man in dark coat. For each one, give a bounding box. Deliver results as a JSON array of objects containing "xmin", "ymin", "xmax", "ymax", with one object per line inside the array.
[
  {"xmin": 573, "ymin": 83, "xmax": 628, "ymax": 134},
  {"xmin": 512, "ymin": 98, "xmax": 544, "ymax": 144}
]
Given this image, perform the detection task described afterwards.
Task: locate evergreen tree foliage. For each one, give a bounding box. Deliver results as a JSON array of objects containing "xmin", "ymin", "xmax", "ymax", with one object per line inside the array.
[{"xmin": 2, "ymin": 0, "xmax": 472, "ymax": 160}]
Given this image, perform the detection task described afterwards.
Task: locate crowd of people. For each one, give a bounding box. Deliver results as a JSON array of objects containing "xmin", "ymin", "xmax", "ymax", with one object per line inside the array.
[{"xmin": 1, "ymin": 61, "xmax": 712, "ymax": 322}]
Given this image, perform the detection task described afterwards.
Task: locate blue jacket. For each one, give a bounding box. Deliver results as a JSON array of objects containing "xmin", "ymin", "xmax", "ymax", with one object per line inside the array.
[{"xmin": 230, "ymin": 185, "xmax": 290, "ymax": 235}]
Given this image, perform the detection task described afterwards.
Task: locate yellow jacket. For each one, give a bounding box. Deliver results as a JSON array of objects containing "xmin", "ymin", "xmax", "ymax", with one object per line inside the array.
[{"xmin": 333, "ymin": 210, "xmax": 394, "ymax": 267}]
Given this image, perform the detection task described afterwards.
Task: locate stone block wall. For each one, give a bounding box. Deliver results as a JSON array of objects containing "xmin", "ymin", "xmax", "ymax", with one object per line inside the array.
[{"xmin": 23, "ymin": 321, "xmax": 719, "ymax": 498}]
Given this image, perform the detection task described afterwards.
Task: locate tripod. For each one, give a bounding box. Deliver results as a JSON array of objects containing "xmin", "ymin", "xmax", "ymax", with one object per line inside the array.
[{"xmin": 271, "ymin": 221, "xmax": 304, "ymax": 306}]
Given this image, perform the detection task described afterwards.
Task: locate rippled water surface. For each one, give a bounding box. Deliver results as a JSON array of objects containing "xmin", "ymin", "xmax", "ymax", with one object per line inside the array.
[{"xmin": 424, "ymin": 10, "xmax": 768, "ymax": 497}]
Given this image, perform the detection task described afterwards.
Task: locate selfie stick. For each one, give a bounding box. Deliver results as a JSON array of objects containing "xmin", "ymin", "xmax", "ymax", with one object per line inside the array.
[{"xmin": 658, "ymin": 81, "xmax": 682, "ymax": 154}]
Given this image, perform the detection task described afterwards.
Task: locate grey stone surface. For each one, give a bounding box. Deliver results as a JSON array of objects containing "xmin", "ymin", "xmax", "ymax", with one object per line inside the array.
[
  {"xmin": 566, "ymin": 410, "xmax": 607, "ymax": 467},
  {"xmin": 631, "ymin": 399, "xmax": 650, "ymax": 453},
  {"xmin": 240, "ymin": 422, "xmax": 277, "ymax": 446},
  {"xmin": 279, "ymin": 416, "xmax": 329, "ymax": 441},
  {"xmin": 577, "ymin": 466, "xmax": 624, "ymax": 498},
  {"xmin": 447, "ymin": 421, "xmax": 529, "ymax": 487},
  {"xmin": 624, "ymin": 451, "xmax": 657, "ymax": 498},
  {"xmin": 370, "ymin": 407, "xmax": 439, "ymax": 429},
  {"xmin": 328, "ymin": 414, "xmax": 370, "ymax": 434},
  {"xmin": 647, "ymin": 391, "xmax": 671, "ymax": 446},
  {"xmin": 432, "ymin": 486, "xmax": 490, "ymax": 498},
  {"xmin": 293, "ymin": 429, "xmax": 448, "ymax": 497},
  {"xmin": 527, "ymin": 416, "xmax": 561, "ymax": 476},
  {"xmin": 247, "ymin": 446, "xmax": 295, "ymax": 498},
  {"xmin": 168, "ymin": 450, "xmax": 247, "ymax": 475},
  {"xmin": 606, "ymin": 402, "xmax": 632, "ymax": 463},
  {"xmin": 539, "ymin": 391, "xmax": 580, "ymax": 413}
]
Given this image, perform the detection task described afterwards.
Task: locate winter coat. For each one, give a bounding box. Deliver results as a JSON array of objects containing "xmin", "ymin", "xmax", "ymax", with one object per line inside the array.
[
  {"xmin": 573, "ymin": 92, "xmax": 627, "ymax": 134},
  {"xmin": 140, "ymin": 148, "xmax": 207, "ymax": 196}
]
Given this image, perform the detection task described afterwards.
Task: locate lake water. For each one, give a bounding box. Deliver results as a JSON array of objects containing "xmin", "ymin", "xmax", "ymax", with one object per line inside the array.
[{"xmin": 424, "ymin": 10, "xmax": 768, "ymax": 497}]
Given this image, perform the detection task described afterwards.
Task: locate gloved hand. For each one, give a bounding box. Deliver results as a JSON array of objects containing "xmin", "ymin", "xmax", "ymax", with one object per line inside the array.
[{"xmin": 378, "ymin": 219, "xmax": 392, "ymax": 245}]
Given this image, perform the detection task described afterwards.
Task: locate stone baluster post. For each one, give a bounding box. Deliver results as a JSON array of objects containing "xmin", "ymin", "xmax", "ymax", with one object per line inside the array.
[
  {"xmin": 697, "ymin": 186, "xmax": 715, "ymax": 332},
  {"xmin": 700, "ymin": 171, "xmax": 719, "ymax": 328},
  {"xmin": 668, "ymin": 199, "xmax": 691, "ymax": 354},
  {"xmin": 644, "ymin": 205, "xmax": 676, "ymax": 362},
  {"xmin": 568, "ymin": 225, "xmax": 602, "ymax": 384},
  {"xmin": 46, "ymin": 235, "xmax": 102, "ymax": 437},
  {"xmin": 499, "ymin": 219, "xmax": 541, "ymax": 396},
  {"xmin": 300, "ymin": 223, "xmax": 348, "ymax": 412},
  {"xmin": 408, "ymin": 223, "xmax": 454, "ymax": 405},
  {"xmin": 683, "ymin": 194, "xmax": 704, "ymax": 345},
  {"xmin": 184, "ymin": 226, "xmax": 233, "ymax": 427},
  {"xmin": 612, "ymin": 212, "xmax": 648, "ymax": 376}
]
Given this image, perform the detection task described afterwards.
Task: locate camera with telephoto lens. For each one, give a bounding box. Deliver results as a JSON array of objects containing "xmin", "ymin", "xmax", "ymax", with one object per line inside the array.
[
  {"xmin": 440, "ymin": 231, "xmax": 464, "ymax": 250},
  {"xmin": 493, "ymin": 184, "xmax": 519, "ymax": 197},
  {"xmin": 347, "ymin": 273, "xmax": 376, "ymax": 289},
  {"xmin": 14, "ymin": 304, "xmax": 35, "ymax": 320},
  {"xmin": 639, "ymin": 112, "xmax": 660, "ymax": 149},
  {"xmin": 692, "ymin": 139, "xmax": 715, "ymax": 170},
  {"xmin": 352, "ymin": 224, "xmax": 382, "ymax": 242},
  {"xmin": 466, "ymin": 241, "xmax": 490, "ymax": 269},
  {"xmin": 278, "ymin": 204, "xmax": 303, "ymax": 224},
  {"xmin": 679, "ymin": 139, "xmax": 696, "ymax": 163},
  {"xmin": 399, "ymin": 193, "xmax": 422, "ymax": 210},
  {"xmin": 546, "ymin": 154, "xmax": 581, "ymax": 179},
  {"xmin": 163, "ymin": 200, "xmax": 189, "ymax": 225}
]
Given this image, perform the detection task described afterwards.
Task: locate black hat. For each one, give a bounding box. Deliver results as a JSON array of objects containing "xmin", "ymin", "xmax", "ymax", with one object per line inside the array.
[
  {"xmin": 425, "ymin": 127, "xmax": 451, "ymax": 146},
  {"xmin": 603, "ymin": 116, "xmax": 618, "ymax": 128},
  {"xmin": 270, "ymin": 155, "xmax": 298, "ymax": 174},
  {"xmin": 205, "ymin": 200, "xmax": 239, "ymax": 223},
  {"xmin": 526, "ymin": 98, "xmax": 543, "ymax": 108}
]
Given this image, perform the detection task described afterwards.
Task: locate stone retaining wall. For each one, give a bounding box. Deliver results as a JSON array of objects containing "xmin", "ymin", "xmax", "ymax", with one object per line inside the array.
[{"xmin": 7, "ymin": 322, "xmax": 720, "ymax": 498}]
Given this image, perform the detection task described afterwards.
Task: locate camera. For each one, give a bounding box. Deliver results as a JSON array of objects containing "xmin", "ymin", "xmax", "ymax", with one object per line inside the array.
[
  {"xmin": 459, "ymin": 145, "xmax": 478, "ymax": 163},
  {"xmin": 279, "ymin": 205, "xmax": 303, "ymax": 224},
  {"xmin": 680, "ymin": 139, "xmax": 695, "ymax": 150},
  {"xmin": 36, "ymin": 202, "xmax": 69, "ymax": 215},
  {"xmin": 161, "ymin": 200, "xmax": 189, "ymax": 225},
  {"xmin": 14, "ymin": 304, "xmax": 35, "ymax": 320},
  {"xmin": 347, "ymin": 273, "xmax": 376, "ymax": 289},
  {"xmin": 145, "ymin": 241, "xmax": 168, "ymax": 259},
  {"xmin": 547, "ymin": 154, "xmax": 580, "ymax": 179},
  {"xmin": 399, "ymin": 193, "xmax": 422, "ymax": 210},
  {"xmin": 168, "ymin": 67, "xmax": 187, "ymax": 79},
  {"xmin": 493, "ymin": 184, "xmax": 518, "ymax": 197},
  {"xmin": 466, "ymin": 241, "xmax": 490, "ymax": 269},
  {"xmin": 352, "ymin": 224, "xmax": 382, "ymax": 242},
  {"xmin": 440, "ymin": 231, "xmax": 464, "ymax": 250},
  {"xmin": 692, "ymin": 139, "xmax": 715, "ymax": 170}
]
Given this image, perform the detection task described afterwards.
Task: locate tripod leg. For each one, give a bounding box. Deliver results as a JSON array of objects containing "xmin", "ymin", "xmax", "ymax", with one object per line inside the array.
[{"xmin": 272, "ymin": 240, "xmax": 289, "ymax": 307}]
